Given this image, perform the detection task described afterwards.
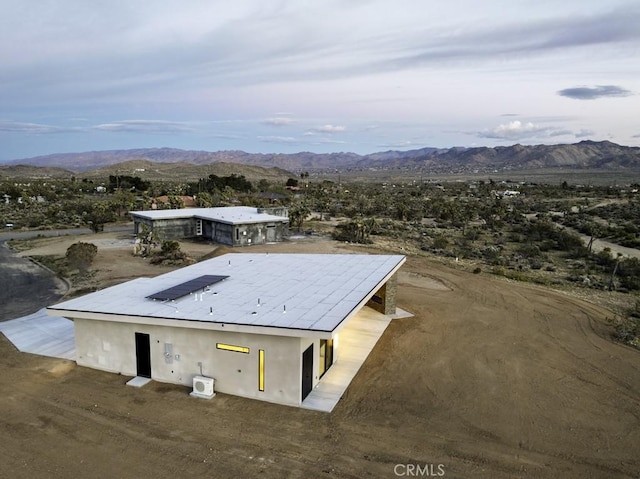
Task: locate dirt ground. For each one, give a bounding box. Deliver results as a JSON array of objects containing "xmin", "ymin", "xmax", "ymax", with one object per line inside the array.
[{"xmin": 1, "ymin": 234, "xmax": 639, "ymax": 478}]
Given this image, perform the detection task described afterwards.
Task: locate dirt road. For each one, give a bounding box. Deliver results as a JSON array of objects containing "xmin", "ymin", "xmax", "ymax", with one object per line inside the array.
[{"xmin": 0, "ymin": 238, "xmax": 638, "ymax": 478}]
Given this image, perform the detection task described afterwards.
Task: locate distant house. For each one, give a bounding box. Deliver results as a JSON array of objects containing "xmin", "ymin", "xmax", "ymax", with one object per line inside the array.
[
  {"xmin": 130, "ymin": 206, "xmax": 289, "ymax": 246},
  {"xmin": 255, "ymin": 192, "xmax": 288, "ymax": 203},
  {"xmin": 47, "ymin": 253, "xmax": 406, "ymax": 410},
  {"xmin": 502, "ymin": 190, "xmax": 521, "ymax": 197}
]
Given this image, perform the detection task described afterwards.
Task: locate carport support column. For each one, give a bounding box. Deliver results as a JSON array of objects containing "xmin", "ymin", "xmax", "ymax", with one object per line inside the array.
[
  {"xmin": 382, "ymin": 273, "xmax": 398, "ymax": 315},
  {"xmin": 367, "ymin": 273, "xmax": 398, "ymax": 315}
]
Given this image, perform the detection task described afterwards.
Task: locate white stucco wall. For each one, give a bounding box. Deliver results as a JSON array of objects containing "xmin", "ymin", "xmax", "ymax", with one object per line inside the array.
[{"xmin": 73, "ymin": 318, "xmax": 305, "ymax": 406}]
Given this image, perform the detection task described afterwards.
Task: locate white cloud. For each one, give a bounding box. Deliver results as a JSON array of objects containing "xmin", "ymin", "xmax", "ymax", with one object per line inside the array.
[
  {"xmin": 0, "ymin": 120, "xmax": 62, "ymax": 134},
  {"xmin": 313, "ymin": 138, "xmax": 347, "ymax": 145},
  {"xmin": 91, "ymin": 120, "xmax": 193, "ymax": 134},
  {"xmin": 478, "ymin": 121, "xmax": 552, "ymax": 140},
  {"xmin": 257, "ymin": 135, "xmax": 297, "ymax": 144},
  {"xmin": 575, "ymin": 128, "xmax": 595, "ymax": 138},
  {"xmin": 310, "ymin": 125, "xmax": 346, "ymax": 134},
  {"xmin": 377, "ymin": 140, "xmax": 416, "ymax": 148},
  {"xmin": 262, "ymin": 117, "xmax": 294, "ymax": 126}
]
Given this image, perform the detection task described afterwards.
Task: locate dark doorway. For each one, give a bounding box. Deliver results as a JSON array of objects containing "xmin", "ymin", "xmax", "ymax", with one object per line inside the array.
[
  {"xmin": 135, "ymin": 332, "xmax": 151, "ymax": 378},
  {"xmin": 301, "ymin": 344, "xmax": 313, "ymax": 401}
]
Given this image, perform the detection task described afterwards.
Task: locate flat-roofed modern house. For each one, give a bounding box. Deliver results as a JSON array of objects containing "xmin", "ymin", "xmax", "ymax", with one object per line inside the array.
[
  {"xmin": 47, "ymin": 253, "xmax": 406, "ymax": 411},
  {"xmin": 130, "ymin": 206, "xmax": 289, "ymax": 246}
]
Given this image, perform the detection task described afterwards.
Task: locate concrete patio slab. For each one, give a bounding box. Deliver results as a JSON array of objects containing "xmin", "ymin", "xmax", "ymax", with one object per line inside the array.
[
  {"xmin": 301, "ymin": 306, "xmax": 394, "ymax": 413},
  {"xmin": 0, "ymin": 308, "xmax": 75, "ymax": 360}
]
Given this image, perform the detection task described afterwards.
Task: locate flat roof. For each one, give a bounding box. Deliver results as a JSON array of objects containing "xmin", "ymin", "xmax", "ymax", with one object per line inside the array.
[
  {"xmin": 48, "ymin": 253, "xmax": 405, "ymax": 337},
  {"xmin": 130, "ymin": 206, "xmax": 288, "ymax": 225}
]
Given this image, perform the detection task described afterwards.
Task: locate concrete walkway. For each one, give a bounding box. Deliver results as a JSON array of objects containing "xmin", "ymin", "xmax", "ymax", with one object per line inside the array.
[
  {"xmin": 301, "ymin": 306, "xmax": 412, "ymax": 413},
  {"xmin": 0, "ymin": 308, "xmax": 75, "ymax": 360}
]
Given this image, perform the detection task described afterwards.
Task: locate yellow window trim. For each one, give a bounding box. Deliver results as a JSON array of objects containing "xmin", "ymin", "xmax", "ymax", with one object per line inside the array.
[{"xmin": 216, "ymin": 343, "xmax": 249, "ymax": 354}]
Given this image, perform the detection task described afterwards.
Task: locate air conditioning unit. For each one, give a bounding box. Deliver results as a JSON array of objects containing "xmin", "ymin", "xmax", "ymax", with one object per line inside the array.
[{"xmin": 190, "ymin": 375, "xmax": 215, "ymax": 399}]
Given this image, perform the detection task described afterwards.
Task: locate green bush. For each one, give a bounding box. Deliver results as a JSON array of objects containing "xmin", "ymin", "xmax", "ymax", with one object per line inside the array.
[
  {"xmin": 614, "ymin": 314, "xmax": 640, "ymax": 347},
  {"xmin": 618, "ymin": 258, "xmax": 640, "ymax": 291},
  {"xmin": 432, "ymin": 235, "xmax": 449, "ymax": 249},
  {"xmin": 150, "ymin": 240, "xmax": 188, "ymax": 265},
  {"xmin": 66, "ymin": 242, "xmax": 98, "ymax": 273}
]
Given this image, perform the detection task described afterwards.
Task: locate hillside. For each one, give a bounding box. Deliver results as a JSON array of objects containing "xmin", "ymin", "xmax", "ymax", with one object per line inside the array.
[
  {"xmin": 5, "ymin": 140, "xmax": 640, "ymax": 173},
  {"xmin": 411, "ymin": 140, "xmax": 640, "ymax": 170},
  {"xmin": 0, "ymin": 164, "xmax": 75, "ymax": 179},
  {"xmin": 80, "ymin": 160, "xmax": 293, "ymax": 182},
  {"xmin": 5, "ymin": 148, "xmax": 362, "ymax": 172}
]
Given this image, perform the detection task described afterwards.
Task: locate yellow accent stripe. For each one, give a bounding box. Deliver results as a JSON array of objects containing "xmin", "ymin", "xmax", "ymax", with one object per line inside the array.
[
  {"xmin": 216, "ymin": 343, "xmax": 249, "ymax": 354},
  {"xmin": 258, "ymin": 349, "xmax": 265, "ymax": 391}
]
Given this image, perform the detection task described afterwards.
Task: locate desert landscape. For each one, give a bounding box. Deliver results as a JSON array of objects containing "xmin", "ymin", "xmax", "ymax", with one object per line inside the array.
[
  {"xmin": 3, "ymin": 1, "xmax": 640, "ymax": 476},
  {"xmin": 1, "ymin": 232, "xmax": 638, "ymax": 478}
]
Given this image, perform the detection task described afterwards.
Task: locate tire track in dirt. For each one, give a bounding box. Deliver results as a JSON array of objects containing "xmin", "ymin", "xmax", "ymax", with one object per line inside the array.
[{"xmin": 531, "ymin": 294, "xmax": 639, "ymax": 404}]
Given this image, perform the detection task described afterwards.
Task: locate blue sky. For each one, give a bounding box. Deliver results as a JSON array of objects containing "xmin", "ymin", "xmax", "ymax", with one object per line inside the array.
[{"xmin": 1, "ymin": 0, "xmax": 639, "ymax": 161}]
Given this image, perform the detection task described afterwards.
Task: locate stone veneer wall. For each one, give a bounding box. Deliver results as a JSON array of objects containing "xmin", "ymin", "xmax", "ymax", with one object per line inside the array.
[{"xmin": 366, "ymin": 272, "xmax": 398, "ymax": 315}]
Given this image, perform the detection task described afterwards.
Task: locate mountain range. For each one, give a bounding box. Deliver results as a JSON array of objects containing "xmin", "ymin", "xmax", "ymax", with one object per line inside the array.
[{"xmin": 4, "ymin": 140, "xmax": 640, "ymax": 175}]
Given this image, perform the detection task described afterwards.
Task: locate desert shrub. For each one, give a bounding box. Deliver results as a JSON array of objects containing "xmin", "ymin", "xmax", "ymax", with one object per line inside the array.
[
  {"xmin": 529, "ymin": 260, "xmax": 543, "ymax": 270},
  {"xmin": 66, "ymin": 242, "xmax": 98, "ymax": 273},
  {"xmin": 503, "ymin": 270, "xmax": 529, "ymax": 282},
  {"xmin": 465, "ymin": 228, "xmax": 481, "ymax": 241},
  {"xmin": 432, "ymin": 234, "xmax": 449, "ymax": 249},
  {"xmin": 557, "ymin": 230, "xmax": 588, "ymax": 257},
  {"xmin": 481, "ymin": 246, "xmax": 504, "ymax": 265},
  {"xmin": 613, "ymin": 305, "xmax": 640, "ymax": 348},
  {"xmin": 619, "ymin": 236, "xmax": 640, "ymax": 249},
  {"xmin": 508, "ymin": 232, "xmax": 524, "ymax": 243},
  {"xmin": 517, "ymin": 244, "xmax": 542, "ymax": 258},
  {"xmin": 594, "ymin": 248, "xmax": 615, "ymax": 268},
  {"xmin": 160, "ymin": 240, "xmax": 181, "ymax": 256},
  {"xmin": 150, "ymin": 240, "xmax": 190, "ymax": 265},
  {"xmin": 539, "ymin": 239, "xmax": 556, "ymax": 252},
  {"xmin": 617, "ymin": 258, "xmax": 640, "ymax": 291},
  {"xmin": 332, "ymin": 218, "xmax": 377, "ymax": 244},
  {"xmin": 491, "ymin": 266, "xmax": 505, "ymax": 276}
]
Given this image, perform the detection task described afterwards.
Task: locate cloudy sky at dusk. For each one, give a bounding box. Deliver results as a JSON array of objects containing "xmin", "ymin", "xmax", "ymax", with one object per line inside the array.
[{"xmin": 1, "ymin": 0, "xmax": 639, "ymax": 161}]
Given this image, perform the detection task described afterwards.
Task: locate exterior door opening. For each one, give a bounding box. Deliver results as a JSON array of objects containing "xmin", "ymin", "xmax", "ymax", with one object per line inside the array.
[
  {"xmin": 135, "ymin": 332, "xmax": 151, "ymax": 378},
  {"xmin": 266, "ymin": 224, "xmax": 276, "ymax": 242},
  {"xmin": 301, "ymin": 344, "xmax": 313, "ymax": 401}
]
